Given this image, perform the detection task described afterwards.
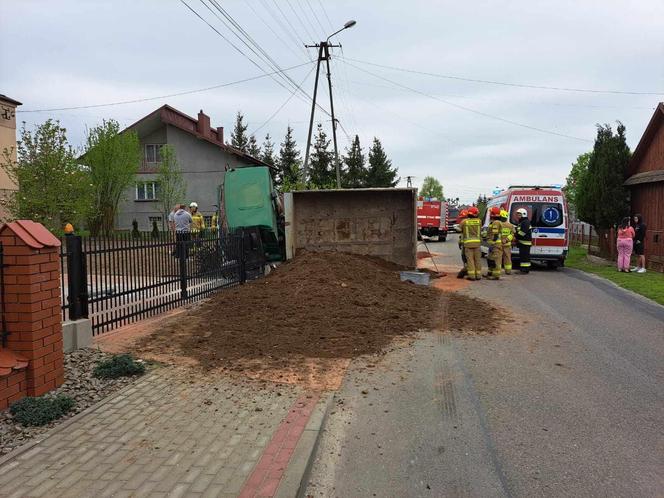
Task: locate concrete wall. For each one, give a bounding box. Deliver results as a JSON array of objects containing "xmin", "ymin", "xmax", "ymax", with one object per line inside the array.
[
  {"xmin": 116, "ymin": 124, "xmax": 252, "ymax": 231},
  {"xmin": 285, "ymin": 188, "xmax": 417, "ymax": 268}
]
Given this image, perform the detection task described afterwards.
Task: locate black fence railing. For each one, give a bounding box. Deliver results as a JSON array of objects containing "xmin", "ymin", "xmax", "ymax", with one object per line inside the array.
[{"xmin": 60, "ymin": 229, "xmax": 266, "ymax": 335}]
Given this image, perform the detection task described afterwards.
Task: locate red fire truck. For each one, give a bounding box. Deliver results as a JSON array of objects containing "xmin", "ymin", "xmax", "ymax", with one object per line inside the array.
[{"xmin": 416, "ymin": 197, "xmax": 448, "ymax": 241}]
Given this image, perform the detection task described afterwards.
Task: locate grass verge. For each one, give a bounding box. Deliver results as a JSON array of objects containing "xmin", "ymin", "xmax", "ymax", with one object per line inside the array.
[{"xmin": 566, "ymin": 246, "xmax": 664, "ymax": 305}]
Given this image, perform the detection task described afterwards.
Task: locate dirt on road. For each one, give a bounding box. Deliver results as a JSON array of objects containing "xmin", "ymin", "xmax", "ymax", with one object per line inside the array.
[{"xmin": 128, "ymin": 251, "xmax": 506, "ymax": 387}]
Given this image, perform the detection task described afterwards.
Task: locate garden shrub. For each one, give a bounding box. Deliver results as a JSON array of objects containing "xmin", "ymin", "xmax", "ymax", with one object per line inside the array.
[
  {"xmin": 10, "ymin": 395, "xmax": 75, "ymax": 426},
  {"xmin": 93, "ymin": 354, "xmax": 145, "ymax": 379}
]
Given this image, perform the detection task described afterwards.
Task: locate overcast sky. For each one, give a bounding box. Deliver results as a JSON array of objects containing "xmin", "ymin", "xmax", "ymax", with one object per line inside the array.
[{"xmin": 1, "ymin": 0, "xmax": 663, "ymax": 202}]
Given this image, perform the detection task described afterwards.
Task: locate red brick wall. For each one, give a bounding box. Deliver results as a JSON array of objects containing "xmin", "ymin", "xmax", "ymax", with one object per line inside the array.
[
  {"xmin": 0, "ymin": 369, "xmax": 27, "ymax": 411},
  {"xmin": 0, "ymin": 230, "xmax": 64, "ymax": 408}
]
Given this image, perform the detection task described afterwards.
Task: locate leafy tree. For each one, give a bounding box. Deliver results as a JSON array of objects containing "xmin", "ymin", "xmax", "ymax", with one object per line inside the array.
[
  {"xmin": 308, "ymin": 124, "xmax": 336, "ymax": 189},
  {"xmin": 564, "ymin": 152, "xmax": 591, "ymax": 216},
  {"xmin": 277, "ymin": 126, "xmax": 302, "ymax": 189},
  {"xmin": 366, "ymin": 137, "xmax": 399, "ymax": 187},
  {"xmin": 342, "ymin": 135, "xmax": 366, "ymax": 188},
  {"xmin": 576, "ymin": 123, "xmax": 631, "ymax": 228},
  {"xmin": 156, "ymin": 144, "xmax": 186, "ymax": 230},
  {"xmin": 230, "ymin": 111, "xmax": 249, "ymax": 152},
  {"xmin": 419, "ymin": 176, "xmax": 444, "ymax": 199},
  {"xmin": 247, "ymin": 134, "xmax": 261, "ymax": 158},
  {"xmin": 82, "ymin": 119, "xmax": 141, "ymax": 236},
  {"xmin": 0, "ymin": 120, "xmax": 91, "ymax": 232}
]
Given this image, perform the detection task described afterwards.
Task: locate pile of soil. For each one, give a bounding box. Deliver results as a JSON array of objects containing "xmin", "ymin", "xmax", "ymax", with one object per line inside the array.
[{"xmin": 135, "ymin": 251, "xmax": 507, "ymax": 378}]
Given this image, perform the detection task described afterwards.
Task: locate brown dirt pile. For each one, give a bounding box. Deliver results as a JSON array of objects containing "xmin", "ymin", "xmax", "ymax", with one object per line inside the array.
[
  {"xmin": 134, "ymin": 251, "xmax": 508, "ymax": 382},
  {"xmin": 137, "ymin": 252, "xmax": 440, "ymax": 372}
]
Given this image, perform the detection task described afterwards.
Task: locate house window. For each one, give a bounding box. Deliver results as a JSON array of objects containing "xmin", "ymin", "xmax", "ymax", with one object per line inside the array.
[
  {"xmin": 136, "ymin": 181, "xmax": 160, "ymax": 201},
  {"xmin": 144, "ymin": 144, "xmax": 163, "ymax": 163}
]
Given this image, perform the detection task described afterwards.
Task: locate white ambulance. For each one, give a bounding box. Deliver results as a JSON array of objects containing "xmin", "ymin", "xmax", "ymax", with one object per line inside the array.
[{"xmin": 482, "ymin": 185, "xmax": 569, "ymax": 268}]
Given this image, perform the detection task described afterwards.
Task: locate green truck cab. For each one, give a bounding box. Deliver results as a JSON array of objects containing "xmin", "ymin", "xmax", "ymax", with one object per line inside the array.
[{"xmin": 223, "ymin": 166, "xmax": 284, "ymax": 261}]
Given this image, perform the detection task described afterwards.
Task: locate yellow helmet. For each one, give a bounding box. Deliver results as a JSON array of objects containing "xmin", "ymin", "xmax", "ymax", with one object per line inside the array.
[{"xmin": 500, "ymin": 209, "xmax": 509, "ymax": 219}]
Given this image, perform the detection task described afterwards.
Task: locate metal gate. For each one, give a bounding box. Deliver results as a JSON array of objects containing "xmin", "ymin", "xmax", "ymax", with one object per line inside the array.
[{"xmin": 60, "ymin": 230, "xmax": 265, "ymax": 334}]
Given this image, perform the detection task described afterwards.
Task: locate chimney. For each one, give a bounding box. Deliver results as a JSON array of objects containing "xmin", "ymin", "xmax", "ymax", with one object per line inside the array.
[
  {"xmin": 216, "ymin": 126, "xmax": 224, "ymax": 144},
  {"xmin": 197, "ymin": 110, "xmax": 210, "ymax": 137}
]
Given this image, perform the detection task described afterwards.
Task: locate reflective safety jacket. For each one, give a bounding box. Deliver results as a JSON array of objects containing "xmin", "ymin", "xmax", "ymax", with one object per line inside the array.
[
  {"xmin": 500, "ymin": 220, "xmax": 515, "ymax": 246},
  {"xmin": 460, "ymin": 217, "xmax": 482, "ymax": 248},
  {"xmin": 486, "ymin": 219, "xmax": 502, "ymax": 247},
  {"xmin": 191, "ymin": 212, "xmax": 205, "ymax": 232},
  {"xmin": 516, "ymin": 218, "xmax": 532, "ymax": 246}
]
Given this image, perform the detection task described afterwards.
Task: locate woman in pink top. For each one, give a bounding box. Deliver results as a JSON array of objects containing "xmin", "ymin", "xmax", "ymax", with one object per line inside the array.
[{"xmin": 616, "ymin": 217, "xmax": 635, "ymax": 272}]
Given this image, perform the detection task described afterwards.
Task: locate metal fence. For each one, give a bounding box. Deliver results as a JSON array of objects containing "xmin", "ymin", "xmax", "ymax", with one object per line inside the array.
[{"xmin": 60, "ymin": 230, "xmax": 266, "ymax": 335}]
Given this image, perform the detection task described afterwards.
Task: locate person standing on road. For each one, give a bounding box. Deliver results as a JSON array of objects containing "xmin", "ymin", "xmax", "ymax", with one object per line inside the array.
[
  {"xmin": 460, "ymin": 207, "xmax": 482, "ymax": 280},
  {"xmin": 632, "ymin": 213, "xmax": 647, "ymax": 273},
  {"xmin": 617, "ymin": 217, "xmax": 635, "ymax": 272},
  {"xmin": 173, "ymin": 204, "xmax": 193, "ymax": 259},
  {"xmin": 456, "ymin": 209, "xmax": 469, "ymax": 279},
  {"xmin": 485, "ymin": 207, "xmax": 503, "ymax": 280},
  {"xmin": 515, "ymin": 208, "xmax": 532, "ymax": 274},
  {"xmin": 500, "ymin": 209, "xmax": 515, "ymax": 275}
]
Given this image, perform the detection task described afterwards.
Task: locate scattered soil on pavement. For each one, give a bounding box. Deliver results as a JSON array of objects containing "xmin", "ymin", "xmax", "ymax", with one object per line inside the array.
[
  {"xmin": 133, "ymin": 251, "xmax": 508, "ymax": 386},
  {"xmin": 444, "ymin": 293, "xmax": 511, "ymax": 335}
]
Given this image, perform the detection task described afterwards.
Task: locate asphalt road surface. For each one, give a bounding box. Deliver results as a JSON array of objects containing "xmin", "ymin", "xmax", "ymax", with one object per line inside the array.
[{"xmin": 306, "ymin": 235, "xmax": 664, "ymax": 497}]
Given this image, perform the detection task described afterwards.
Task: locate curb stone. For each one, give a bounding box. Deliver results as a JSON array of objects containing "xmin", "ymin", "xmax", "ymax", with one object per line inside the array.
[{"xmin": 275, "ymin": 393, "xmax": 334, "ymax": 498}]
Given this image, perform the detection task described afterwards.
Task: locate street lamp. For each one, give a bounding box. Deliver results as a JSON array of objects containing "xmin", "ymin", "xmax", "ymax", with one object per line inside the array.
[{"xmin": 303, "ymin": 20, "xmax": 357, "ymax": 188}]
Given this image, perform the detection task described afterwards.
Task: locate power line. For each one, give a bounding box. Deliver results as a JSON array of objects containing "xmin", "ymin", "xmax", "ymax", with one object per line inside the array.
[
  {"xmin": 270, "ymin": 0, "xmax": 308, "ymax": 49},
  {"xmin": 250, "ymin": 65, "xmax": 316, "ymax": 136},
  {"xmin": 316, "ymin": 0, "xmax": 335, "ymax": 31},
  {"xmin": 345, "ymin": 79, "xmax": 656, "ymax": 111},
  {"xmin": 19, "ymin": 62, "xmax": 311, "ymax": 113},
  {"xmin": 200, "ymin": 0, "xmax": 310, "ymax": 104},
  {"xmin": 342, "ymin": 57, "xmax": 664, "ymax": 96},
  {"xmin": 342, "ymin": 59, "xmax": 592, "ymax": 143},
  {"xmin": 179, "ymin": 0, "xmax": 304, "ymax": 99},
  {"xmin": 256, "ymin": 0, "xmax": 312, "ymax": 61},
  {"xmin": 244, "ymin": 0, "xmax": 308, "ymax": 62},
  {"xmin": 303, "ymin": 0, "xmax": 327, "ymax": 38},
  {"xmin": 284, "ymin": 0, "xmax": 316, "ymax": 42},
  {"xmin": 204, "ymin": 0, "xmax": 334, "ymax": 121}
]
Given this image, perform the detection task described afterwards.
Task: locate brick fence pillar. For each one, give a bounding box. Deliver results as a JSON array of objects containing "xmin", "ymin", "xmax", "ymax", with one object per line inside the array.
[{"xmin": 0, "ymin": 220, "xmax": 63, "ymax": 407}]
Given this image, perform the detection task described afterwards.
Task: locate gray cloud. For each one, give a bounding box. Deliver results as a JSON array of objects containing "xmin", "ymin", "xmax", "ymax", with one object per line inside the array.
[{"xmin": 2, "ymin": 0, "xmax": 662, "ymax": 202}]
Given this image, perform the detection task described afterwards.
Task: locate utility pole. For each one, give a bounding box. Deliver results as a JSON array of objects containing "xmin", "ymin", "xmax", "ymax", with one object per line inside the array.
[
  {"xmin": 302, "ymin": 20, "xmax": 356, "ymax": 189},
  {"xmin": 303, "ymin": 41, "xmax": 341, "ymax": 187}
]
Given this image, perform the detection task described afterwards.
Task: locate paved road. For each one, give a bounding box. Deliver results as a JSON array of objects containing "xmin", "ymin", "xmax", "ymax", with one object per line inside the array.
[{"xmin": 307, "ymin": 236, "xmax": 664, "ymax": 497}]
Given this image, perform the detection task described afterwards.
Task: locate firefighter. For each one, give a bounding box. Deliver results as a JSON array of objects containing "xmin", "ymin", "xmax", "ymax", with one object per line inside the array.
[
  {"xmin": 515, "ymin": 208, "xmax": 532, "ymax": 273},
  {"xmin": 499, "ymin": 209, "xmax": 515, "ymax": 274},
  {"xmin": 189, "ymin": 202, "xmax": 205, "ymax": 234},
  {"xmin": 485, "ymin": 206, "xmax": 503, "ymax": 280},
  {"xmin": 459, "ymin": 207, "xmax": 482, "ymax": 280},
  {"xmin": 456, "ymin": 209, "xmax": 469, "ymax": 278}
]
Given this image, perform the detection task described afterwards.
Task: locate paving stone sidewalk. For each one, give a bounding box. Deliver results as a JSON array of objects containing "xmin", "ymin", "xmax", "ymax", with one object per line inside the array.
[{"xmin": 0, "ymin": 367, "xmax": 302, "ymax": 497}]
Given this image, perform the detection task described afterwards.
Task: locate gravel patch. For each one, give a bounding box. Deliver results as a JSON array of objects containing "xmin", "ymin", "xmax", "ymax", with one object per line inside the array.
[{"xmin": 0, "ymin": 348, "xmax": 144, "ymax": 456}]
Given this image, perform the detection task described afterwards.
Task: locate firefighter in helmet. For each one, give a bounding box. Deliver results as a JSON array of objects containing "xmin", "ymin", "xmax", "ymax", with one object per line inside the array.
[
  {"xmin": 499, "ymin": 209, "xmax": 515, "ymax": 274},
  {"xmin": 189, "ymin": 202, "xmax": 205, "ymax": 234},
  {"xmin": 485, "ymin": 206, "xmax": 503, "ymax": 280},
  {"xmin": 456, "ymin": 209, "xmax": 469, "ymax": 279},
  {"xmin": 459, "ymin": 207, "xmax": 482, "ymax": 280},
  {"xmin": 515, "ymin": 208, "xmax": 532, "ymax": 273}
]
